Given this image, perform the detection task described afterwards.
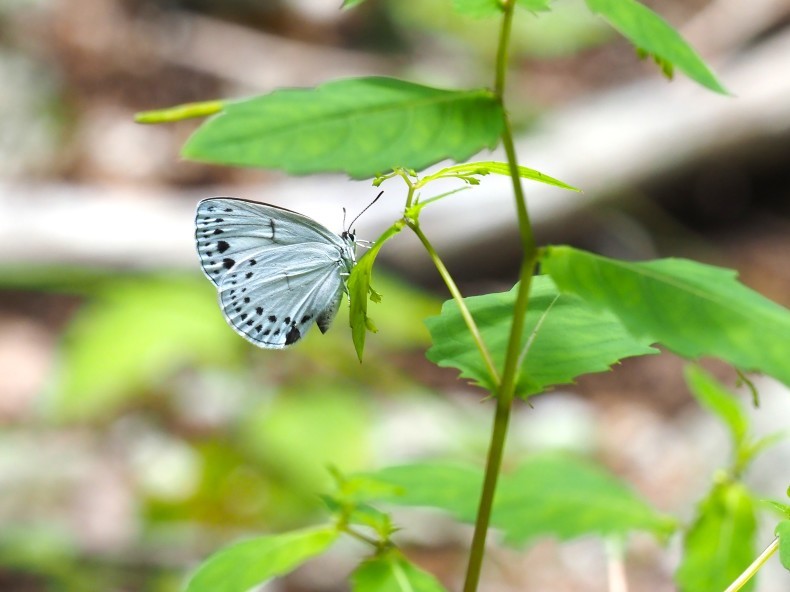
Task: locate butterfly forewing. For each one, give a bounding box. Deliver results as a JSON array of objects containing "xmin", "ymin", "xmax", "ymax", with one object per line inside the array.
[
  {"xmin": 196, "ymin": 198, "xmax": 346, "ymax": 287},
  {"xmin": 195, "ymin": 197, "xmax": 356, "ymax": 348}
]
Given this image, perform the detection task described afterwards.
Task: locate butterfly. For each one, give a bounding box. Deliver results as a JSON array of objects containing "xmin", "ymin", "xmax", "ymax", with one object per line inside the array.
[{"xmin": 195, "ymin": 197, "xmax": 358, "ymax": 348}]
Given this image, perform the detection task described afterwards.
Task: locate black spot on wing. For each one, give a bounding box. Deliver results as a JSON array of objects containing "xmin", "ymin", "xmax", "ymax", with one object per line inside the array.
[
  {"xmin": 217, "ymin": 241, "xmax": 230, "ymax": 254},
  {"xmin": 285, "ymin": 325, "xmax": 301, "ymax": 345},
  {"xmin": 223, "ymin": 258, "xmax": 235, "ymax": 269}
]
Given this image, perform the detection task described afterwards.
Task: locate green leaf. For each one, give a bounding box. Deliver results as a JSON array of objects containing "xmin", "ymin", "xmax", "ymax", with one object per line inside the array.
[
  {"xmin": 425, "ymin": 276, "xmax": 657, "ymax": 397},
  {"xmin": 516, "ymin": 0, "xmax": 553, "ymax": 13},
  {"xmin": 361, "ymin": 463, "xmax": 483, "ymax": 522},
  {"xmin": 637, "ymin": 47, "xmax": 674, "ymax": 80},
  {"xmin": 452, "ymin": 0, "xmax": 503, "ymax": 18},
  {"xmin": 422, "ymin": 160, "xmax": 581, "ymax": 192},
  {"xmin": 348, "ymin": 504, "xmax": 397, "ymax": 539},
  {"xmin": 765, "ymin": 501, "xmax": 790, "ymax": 520},
  {"xmin": 47, "ymin": 275, "xmax": 243, "ymax": 421},
  {"xmin": 541, "ymin": 247, "xmax": 790, "ymax": 388},
  {"xmin": 777, "ymin": 520, "xmax": 790, "ymax": 570},
  {"xmin": 493, "ymin": 454, "xmax": 676, "ymax": 546},
  {"xmin": 351, "ymin": 550, "xmax": 448, "ymax": 592},
  {"xmin": 186, "ymin": 526, "xmax": 339, "ymax": 592},
  {"xmin": 585, "ymin": 0, "xmax": 726, "ymax": 93},
  {"xmin": 183, "ymin": 77, "xmax": 504, "ymax": 180},
  {"xmin": 348, "ymin": 221, "xmax": 405, "ymax": 361},
  {"xmin": 361, "ymin": 455, "xmax": 675, "ymax": 546},
  {"xmin": 342, "ymin": 0, "xmax": 368, "ymax": 8},
  {"xmin": 685, "ymin": 365, "xmax": 749, "ymax": 448},
  {"xmin": 676, "ymin": 482, "xmax": 757, "ymax": 592}
]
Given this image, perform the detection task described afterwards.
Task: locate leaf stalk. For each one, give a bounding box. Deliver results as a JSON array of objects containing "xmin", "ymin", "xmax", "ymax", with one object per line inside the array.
[
  {"xmin": 723, "ymin": 537, "xmax": 779, "ymax": 592},
  {"xmin": 407, "ymin": 221, "xmax": 500, "ymax": 387}
]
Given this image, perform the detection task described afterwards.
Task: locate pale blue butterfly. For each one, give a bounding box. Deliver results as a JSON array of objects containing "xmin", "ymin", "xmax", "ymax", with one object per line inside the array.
[{"xmin": 195, "ymin": 197, "xmax": 359, "ymax": 348}]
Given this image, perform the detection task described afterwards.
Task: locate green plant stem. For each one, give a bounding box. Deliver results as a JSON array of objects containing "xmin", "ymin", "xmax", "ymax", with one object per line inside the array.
[
  {"xmin": 494, "ymin": 0, "xmax": 515, "ymax": 98},
  {"xmin": 407, "ymin": 221, "xmax": 500, "ymax": 386},
  {"xmin": 341, "ymin": 525, "xmax": 384, "ymax": 549},
  {"xmin": 723, "ymin": 537, "xmax": 779, "ymax": 592},
  {"xmin": 463, "ymin": 1, "xmax": 540, "ymax": 590}
]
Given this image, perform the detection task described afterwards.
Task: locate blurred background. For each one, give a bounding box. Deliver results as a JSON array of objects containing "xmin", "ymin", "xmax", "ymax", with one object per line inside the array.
[{"xmin": 1, "ymin": 0, "xmax": 789, "ymax": 590}]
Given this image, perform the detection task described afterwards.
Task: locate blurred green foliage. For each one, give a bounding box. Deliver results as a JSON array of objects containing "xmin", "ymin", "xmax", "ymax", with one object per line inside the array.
[{"xmin": 0, "ymin": 265, "xmax": 440, "ymax": 589}]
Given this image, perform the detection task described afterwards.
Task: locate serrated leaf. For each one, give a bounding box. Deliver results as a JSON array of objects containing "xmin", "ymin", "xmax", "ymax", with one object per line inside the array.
[
  {"xmin": 186, "ymin": 526, "xmax": 339, "ymax": 592},
  {"xmin": 585, "ymin": 0, "xmax": 726, "ymax": 93},
  {"xmin": 183, "ymin": 77, "xmax": 504, "ymax": 180},
  {"xmin": 637, "ymin": 47, "xmax": 675, "ymax": 80},
  {"xmin": 425, "ymin": 276, "xmax": 657, "ymax": 397},
  {"xmin": 685, "ymin": 365, "xmax": 749, "ymax": 448},
  {"xmin": 541, "ymin": 247, "xmax": 790, "ymax": 388},
  {"xmin": 676, "ymin": 482, "xmax": 757, "ymax": 592},
  {"xmin": 424, "ymin": 160, "xmax": 580, "ymax": 191},
  {"xmin": 777, "ymin": 520, "xmax": 790, "ymax": 570},
  {"xmin": 351, "ymin": 550, "xmax": 448, "ymax": 592},
  {"xmin": 361, "ymin": 455, "xmax": 675, "ymax": 546},
  {"xmin": 348, "ymin": 221, "xmax": 405, "ymax": 361},
  {"xmin": 493, "ymin": 454, "xmax": 676, "ymax": 546}
]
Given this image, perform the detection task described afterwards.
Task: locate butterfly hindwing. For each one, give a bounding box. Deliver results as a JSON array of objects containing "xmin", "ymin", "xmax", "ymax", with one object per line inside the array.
[{"xmin": 216, "ymin": 239, "xmax": 348, "ymax": 349}]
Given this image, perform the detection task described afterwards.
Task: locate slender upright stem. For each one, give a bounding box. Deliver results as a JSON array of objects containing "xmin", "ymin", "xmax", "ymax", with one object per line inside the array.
[
  {"xmin": 462, "ymin": 389, "xmax": 512, "ymax": 592},
  {"xmin": 494, "ymin": 0, "xmax": 515, "ymax": 98},
  {"xmin": 723, "ymin": 537, "xmax": 779, "ymax": 592},
  {"xmin": 408, "ymin": 221, "xmax": 500, "ymax": 386},
  {"xmin": 462, "ymin": 1, "xmax": 540, "ymax": 590}
]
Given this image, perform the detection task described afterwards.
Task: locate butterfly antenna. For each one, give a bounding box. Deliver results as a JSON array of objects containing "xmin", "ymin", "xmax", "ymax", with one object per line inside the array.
[{"xmin": 348, "ymin": 191, "xmax": 384, "ymax": 231}]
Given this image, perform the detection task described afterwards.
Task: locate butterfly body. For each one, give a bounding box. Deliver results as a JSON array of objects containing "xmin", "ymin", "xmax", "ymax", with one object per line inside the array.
[{"xmin": 195, "ymin": 198, "xmax": 356, "ymax": 348}]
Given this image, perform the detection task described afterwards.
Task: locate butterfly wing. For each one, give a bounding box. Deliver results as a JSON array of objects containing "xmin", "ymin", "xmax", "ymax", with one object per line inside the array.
[
  {"xmin": 217, "ymin": 241, "xmax": 347, "ymax": 348},
  {"xmin": 196, "ymin": 197, "xmax": 345, "ymax": 287}
]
